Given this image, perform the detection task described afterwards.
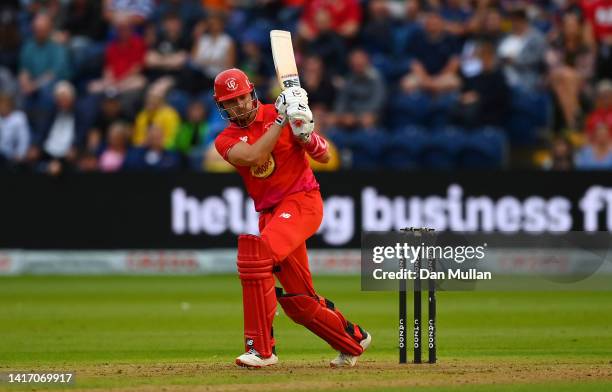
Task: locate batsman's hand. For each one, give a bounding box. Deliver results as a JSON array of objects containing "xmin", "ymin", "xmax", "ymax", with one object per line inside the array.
[
  {"xmin": 287, "ymin": 102, "xmax": 314, "ymax": 143},
  {"xmin": 275, "ymin": 87, "xmax": 308, "ymax": 116}
]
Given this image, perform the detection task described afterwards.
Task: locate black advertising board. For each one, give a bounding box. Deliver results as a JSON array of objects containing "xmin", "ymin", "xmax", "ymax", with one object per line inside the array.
[{"xmin": 1, "ymin": 172, "xmax": 611, "ymax": 249}]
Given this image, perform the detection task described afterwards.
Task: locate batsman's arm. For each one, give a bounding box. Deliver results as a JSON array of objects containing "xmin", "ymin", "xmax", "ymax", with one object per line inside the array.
[
  {"xmin": 301, "ymin": 132, "xmax": 330, "ymax": 164},
  {"xmin": 226, "ymin": 116, "xmax": 285, "ymax": 167}
]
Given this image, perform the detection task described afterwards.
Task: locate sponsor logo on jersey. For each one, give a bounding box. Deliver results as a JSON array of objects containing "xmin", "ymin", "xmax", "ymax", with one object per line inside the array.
[{"xmin": 250, "ymin": 154, "xmax": 276, "ymax": 179}]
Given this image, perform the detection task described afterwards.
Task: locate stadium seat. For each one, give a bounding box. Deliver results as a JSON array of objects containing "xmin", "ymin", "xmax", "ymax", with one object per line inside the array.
[
  {"xmin": 427, "ymin": 93, "xmax": 457, "ymax": 129},
  {"xmin": 458, "ymin": 127, "xmax": 508, "ymax": 168},
  {"xmin": 348, "ymin": 129, "xmax": 388, "ymax": 170},
  {"xmin": 388, "ymin": 91, "xmax": 431, "ymax": 128},
  {"xmin": 420, "ymin": 127, "xmax": 465, "ymax": 169},
  {"xmin": 383, "ymin": 126, "xmax": 426, "ymax": 169},
  {"xmin": 507, "ymin": 88, "xmax": 551, "ymax": 146},
  {"xmin": 327, "ymin": 128, "xmax": 351, "ymax": 151}
]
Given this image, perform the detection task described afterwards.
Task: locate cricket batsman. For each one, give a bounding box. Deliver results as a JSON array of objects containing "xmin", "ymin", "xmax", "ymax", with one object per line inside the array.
[{"xmin": 213, "ymin": 68, "xmax": 372, "ymax": 368}]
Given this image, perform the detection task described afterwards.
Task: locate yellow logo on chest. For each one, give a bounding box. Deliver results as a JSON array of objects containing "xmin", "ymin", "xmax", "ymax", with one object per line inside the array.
[{"xmin": 250, "ymin": 154, "xmax": 275, "ymax": 178}]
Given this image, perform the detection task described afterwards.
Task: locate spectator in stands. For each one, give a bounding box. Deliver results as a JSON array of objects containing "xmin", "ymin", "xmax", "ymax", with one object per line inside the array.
[
  {"xmin": 360, "ymin": 0, "xmax": 395, "ymax": 60},
  {"xmin": 585, "ymin": 79, "xmax": 612, "ymax": 135},
  {"xmin": 454, "ymin": 40, "xmax": 509, "ymax": 128},
  {"xmin": 98, "ymin": 121, "xmax": 130, "ymax": 172},
  {"xmin": 133, "ymin": 85, "xmax": 180, "ymax": 148},
  {"xmin": 88, "ymin": 14, "xmax": 147, "ymax": 96},
  {"xmin": 0, "ymin": 92, "xmax": 30, "ymax": 166},
  {"xmin": 439, "ymin": 0, "xmax": 473, "ymax": 37},
  {"xmin": 547, "ymin": 11, "xmax": 595, "ymax": 131},
  {"xmin": 237, "ymin": 38, "xmax": 270, "ymax": 88},
  {"xmin": 390, "ymin": 0, "xmax": 422, "ymax": 80},
  {"xmin": 543, "ymin": 137, "xmax": 574, "ymax": 170},
  {"xmin": 152, "ymin": 0, "xmax": 205, "ymax": 36},
  {"xmin": 191, "ymin": 14, "xmax": 236, "ymax": 91},
  {"xmin": 497, "ymin": 8, "xmax": 547, "ymax": 92},
  {"xmin": 3, "ymin": 0, "xmax": 611, "ymax": 172},
  {"xmin": 298, "ymin": 0, "xmax": 362, "ymax": 41},
  {"xmin": 86, "ymin": 90, "xmax": 128, "ymax": 154},
  {"xmin": 104, "ymin": 0, "xmax": 154, "ymax": 26},
  {"xmin": 62, "ymin": 0, "xmax": 108, "ymax": 42},
  {"xmin": 582, "ymin": 0, "xmax": 612, "ymax": 80},
  {"xmin": 123, "ymin": 124, "xmax": 181, "ymax": 171},
  {"xmin": 395, "ymin": 0, "xmax": 422, "ymax": 50},
  {"xmin": 60, "ymin": 0, "xmax": 108, "ymax": 78},
  {"xmin": 335, "ymin": 49, "xmax": 385, "ymax": 130},
  {"xmin": 21, "ymin": 0, "xmax": 61, "ymax": 27},
  {"xmin": 480, "ymin": 8, "xmax": 504, "ymax": 45},
  {"xmin": 0, "ymin": 70, "xmax": 19, "ymax": 114},
  {"xmin": 26, "ymin": 81, "xmax": 85, "ymax": 174},
  {"xmin": 144, "ymin": 12, "xmax": 190, "ymax": 83},
  {"xmin": 302, "ymin": 55, "xmax": 337, "ymax": 111},
  {"xmin": 18, "ymin": 13, "xmax": 71, "ymax": 112},
  {"xmin": 171, "ymin": 100, "xmax": 211, "ymax": 162},
  {"xmin": 302, "ymin": 8, "xmax": 347, "ymax": 76},
  {"xmin": 201, "ymin": 0, "xmax": 231, "ymax": 13},
  {"xmin": 0, "ymin": 2, "xmax": 21, "ymax": 74},
  {"xmin": 461, "ymin": 8, "xmax": 504, "ymax": 78},
  {"xmin": 575, "ymin": 123, "xmax": 612, "ymax": 169},
  {"xmin": 400, "ymin": 11, "xmax": 461, "ymax": 95}
]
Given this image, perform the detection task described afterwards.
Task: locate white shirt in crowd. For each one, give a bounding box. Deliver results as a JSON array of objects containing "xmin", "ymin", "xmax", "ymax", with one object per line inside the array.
[
  {"xmin": 0, "ymin": 110, "xmax": 30, "ymax": 161},
  {"xmin": 193, "ymin": 33, "xmax": 233, "ymax": 78},
  {"xmin": 44, "ymin": 113, "xmax": 75, "ymax": 158}
]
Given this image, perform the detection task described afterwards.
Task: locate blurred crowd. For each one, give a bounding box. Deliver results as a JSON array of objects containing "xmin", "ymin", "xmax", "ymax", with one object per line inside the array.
[{"xmin": 0, "ymin": 0, "xmax": 611, "ymax": 174}]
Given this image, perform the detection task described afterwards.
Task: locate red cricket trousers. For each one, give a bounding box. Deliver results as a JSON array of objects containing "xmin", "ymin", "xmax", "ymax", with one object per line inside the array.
[{"xmin": 259, "ymin": 189, "xmax": 322, "ymax": 295}]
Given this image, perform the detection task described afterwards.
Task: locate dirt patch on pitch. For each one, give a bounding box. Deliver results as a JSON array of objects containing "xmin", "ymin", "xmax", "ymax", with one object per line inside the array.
[{"xmin": 8, "ymin": 359, "xmax": 612, "ymax": 391}]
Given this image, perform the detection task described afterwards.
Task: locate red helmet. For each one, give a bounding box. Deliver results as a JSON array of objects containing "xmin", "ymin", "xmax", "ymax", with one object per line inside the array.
[{"xmin": 213, "ymin": 68, "xmax": 254, "ymax": 102}]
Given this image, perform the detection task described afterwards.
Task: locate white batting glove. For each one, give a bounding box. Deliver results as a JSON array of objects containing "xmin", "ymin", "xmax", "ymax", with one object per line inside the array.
[
  {"xmin": 274, "ymin": 87, "xmax": 308, "ymax": 116},
  {"xmin": 287, "ymin": 102, "xmax": 314, "ymax": 143}
]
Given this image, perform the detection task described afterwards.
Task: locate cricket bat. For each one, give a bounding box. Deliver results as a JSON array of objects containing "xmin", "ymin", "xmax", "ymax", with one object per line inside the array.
[{"xmin": 270, "ymin": 30, "xmax": 300, "ymax": 90}]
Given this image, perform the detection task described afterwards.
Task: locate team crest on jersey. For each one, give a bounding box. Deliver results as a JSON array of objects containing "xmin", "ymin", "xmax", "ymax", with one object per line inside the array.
[
  {"xmin": 250, "ymin": 154, "xmax": 276, "ymax": 179},
  {"xmin": 239, "ymin": 136, "xmax": 248, "ymax": 143},
  {"xmin": 226, "ymin": 78, "xmax": 238, "ymax": 91}
]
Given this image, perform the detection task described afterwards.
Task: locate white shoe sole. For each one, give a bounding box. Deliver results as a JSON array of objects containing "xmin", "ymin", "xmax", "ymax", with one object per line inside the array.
[{"xmin": 235, "ymin": 353, "xmax": 278, "ymax": 368}]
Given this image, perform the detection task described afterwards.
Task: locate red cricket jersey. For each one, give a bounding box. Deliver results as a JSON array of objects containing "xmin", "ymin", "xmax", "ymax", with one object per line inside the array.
[
  {"xmin": 214, "ymin": 103, "xmax": 320, "ymax": 212},
  {"xmin": 582, "ymin": 0, "xmax": 612, "ymax": 41}
]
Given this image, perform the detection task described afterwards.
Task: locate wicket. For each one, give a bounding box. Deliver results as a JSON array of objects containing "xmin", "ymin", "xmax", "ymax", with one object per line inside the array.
[{"xmin": 398, "ymin": 227, "xmax": 437, "ymax": 364}]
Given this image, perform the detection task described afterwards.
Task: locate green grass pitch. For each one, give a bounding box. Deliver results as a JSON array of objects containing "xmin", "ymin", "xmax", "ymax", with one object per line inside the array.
[{"xmin": 0, "ymin": 275, "xmax": 610, "ymax": 391}]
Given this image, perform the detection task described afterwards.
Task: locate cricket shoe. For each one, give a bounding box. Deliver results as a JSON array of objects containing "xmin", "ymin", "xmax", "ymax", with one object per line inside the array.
[
  {"xmin": 330, "ymin": 331, "xmax": 372, "ymax": 368},
  {"xmin": 235, "ymin": 349, "xmax": 278, "ymax": 368}
]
